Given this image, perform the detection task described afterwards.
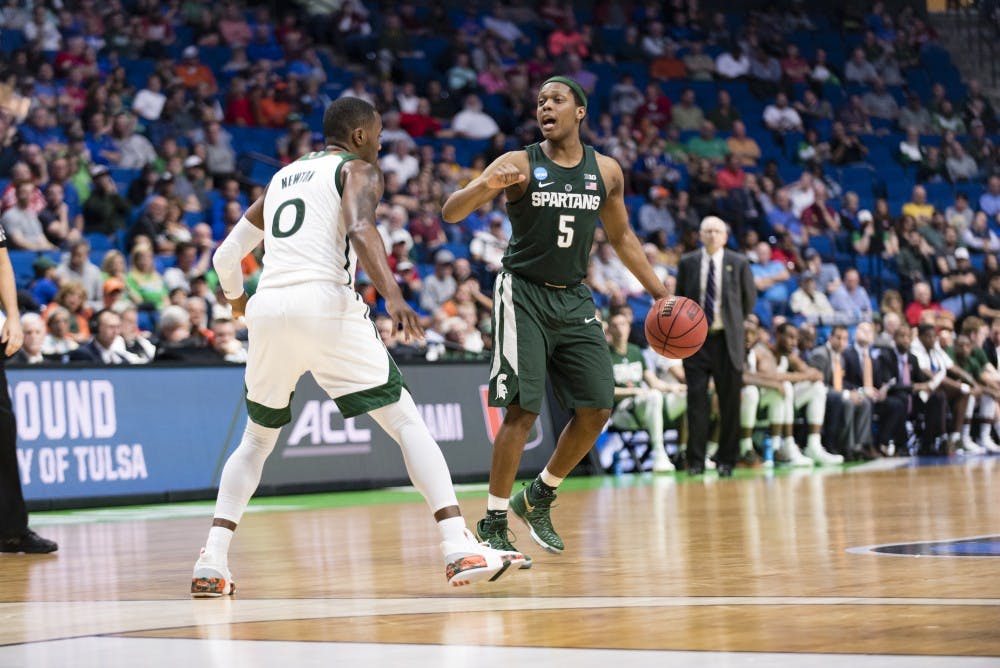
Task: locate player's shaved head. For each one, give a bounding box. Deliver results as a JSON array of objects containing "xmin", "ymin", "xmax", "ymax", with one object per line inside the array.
[{"xmin": 323, "ymin": 97, "xmax": 379, "ymax": 144}]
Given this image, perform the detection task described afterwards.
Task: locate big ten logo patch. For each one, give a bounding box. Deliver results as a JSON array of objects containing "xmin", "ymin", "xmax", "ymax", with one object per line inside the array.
[{"xmin": 479, "ymin": 385, "xmax": 543, "ymax": 450}]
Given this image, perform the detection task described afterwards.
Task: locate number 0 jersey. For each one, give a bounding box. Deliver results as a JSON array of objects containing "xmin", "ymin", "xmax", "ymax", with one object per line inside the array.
[
  {"xmin": 257, "ymin": 150, "xmax": 360, "ymax": 293},
  {"xmin": 503, "ymin": 142, "xmax": 607, "ymax": 287}
]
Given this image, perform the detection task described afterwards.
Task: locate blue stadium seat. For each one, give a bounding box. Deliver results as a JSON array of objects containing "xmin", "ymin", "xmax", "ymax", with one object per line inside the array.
[
  {"xmin": 923, "ymin": 181, "xmax": 954, "ymax": 209},
  {"xmin": 0, "ymin": 29, "xmax": 25, "ymax": 55},
  {"xmin": 627, "ymin": 294, "xmax": 653, "ymax": 324},
  {"xmin": 84, "ymin": 232, "xmax": 113, "ymax": 252},
  {"xmin": 8, "ymin": 251, "xmax": 37, "ymax": 286},
  {"xmin": 440, "ymin": 242, "xmax": 470, "ymax": 261},
  {"xmin": 808, "ymin": 235, "xmax": 834, "ymax": 261}
]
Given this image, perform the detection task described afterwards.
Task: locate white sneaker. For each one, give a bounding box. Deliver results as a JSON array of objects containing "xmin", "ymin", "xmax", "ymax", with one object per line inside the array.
[
  {"xmin": 805, "ymin": 441, "xmax": 845, "ymax": 465},
  {"xmin": 777, "ymin": 441, "xmax": 815, "ymax": 467},
  {"xmin": 980, "ymin": 437, "xmax": 1000, "ymax": 454},
  {"xmin": 191, "ymin": 548, "xmax": 235, "ymax": 598},
  {"xmin": 961, "ymin": 437, "xmax": 985, "ymax": 455},
  {"xmin": 652, "ymin": 452, "xmax": 675, "ymax": 473},
  {"xmin": 704, "ymin": 458, "xmax": 717, "ymax": 471},
  {"xmin": 442, "ymin": 529, "xmax": 526, "ymax": 587}
]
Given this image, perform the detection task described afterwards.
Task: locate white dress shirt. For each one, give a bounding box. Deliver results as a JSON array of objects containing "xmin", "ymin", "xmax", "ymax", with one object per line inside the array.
[{"xmin": 699, "ymin": 247, "xmax": 724, "ymax": 331}]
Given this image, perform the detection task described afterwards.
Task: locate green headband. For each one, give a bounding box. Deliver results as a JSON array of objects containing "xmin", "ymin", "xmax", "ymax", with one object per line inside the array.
[{"xmin": 542, "ymin": 76, "xmax": 588, "ymax": 110}]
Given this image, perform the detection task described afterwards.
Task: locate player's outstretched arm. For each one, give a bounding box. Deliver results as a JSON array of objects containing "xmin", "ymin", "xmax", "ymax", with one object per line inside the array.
[
  {"xmin": 441, "ymin": 151, "xmax": 528, "ymax": 223},
  {"xmin": 342, "ymin": 160, "xmax": 422, "ymax": 342},
  {"xmin": 597, "ymin": 154, "xmax": 668, "ymax": 301}
]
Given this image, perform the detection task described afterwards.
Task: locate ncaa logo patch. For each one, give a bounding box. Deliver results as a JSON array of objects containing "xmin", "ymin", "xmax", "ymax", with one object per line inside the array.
[{"xmin": 533, "ymin": 166, "xmax": 548, "ymax": 181}]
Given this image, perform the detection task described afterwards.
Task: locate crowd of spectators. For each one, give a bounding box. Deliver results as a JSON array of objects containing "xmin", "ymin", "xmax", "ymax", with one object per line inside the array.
[{"xmin": 2, "ymin": 0, "xmax": 1000, "ymax": 458}]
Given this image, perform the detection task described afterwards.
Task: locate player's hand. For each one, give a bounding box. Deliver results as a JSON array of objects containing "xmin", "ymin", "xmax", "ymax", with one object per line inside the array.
[
  {"xmin": 228, "ymin": 293, "xmax": 249, "ymax": 319},
  {"xmin": 483, "ymin": 162, "xmax": 526, "ymax": 190},
  {"xmin": 1, "ymin": 314, "xmax": 23, "ymax": 356},
  {"xmin": 385, "ymin": 297, "xmax": 424, "ymax": 343}
]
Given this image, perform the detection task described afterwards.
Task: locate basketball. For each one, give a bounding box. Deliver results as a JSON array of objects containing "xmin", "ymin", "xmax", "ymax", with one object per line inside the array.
[{"xmin": 644, "ymin": 296, "xmax": 708, "ymax": 359}]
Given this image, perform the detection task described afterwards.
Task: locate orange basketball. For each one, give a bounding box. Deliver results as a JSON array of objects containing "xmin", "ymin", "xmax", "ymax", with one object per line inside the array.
[{"xmin": 644, "ymin": 296, "xmax": 708, "ymax": 359}]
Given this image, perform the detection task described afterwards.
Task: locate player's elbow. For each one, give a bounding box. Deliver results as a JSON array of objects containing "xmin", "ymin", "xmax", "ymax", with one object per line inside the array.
[
  {"xmin": 212, "ymin": 240, "xmax": 239, "ymax": 276},
  {"xmin": 441, "ymin": 201, "xmax": 462, "ymax": 224}
]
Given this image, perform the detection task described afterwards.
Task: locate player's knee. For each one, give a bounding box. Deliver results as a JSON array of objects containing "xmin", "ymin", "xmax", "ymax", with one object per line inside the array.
[
  {"xmin": 503, "ymin": 404, "xmax": 540, "ymax": 431},
  {"xmin": 577, "ymin": 407, "xmax": 612, "ymax": 430}
]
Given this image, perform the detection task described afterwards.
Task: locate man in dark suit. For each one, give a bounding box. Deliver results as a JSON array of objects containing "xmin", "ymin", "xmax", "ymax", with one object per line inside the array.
[
  {"xmin": 877, "ymin": 326, "xmax": 938, "ymax": 454},
  {"xmin": 676, "ymin": 215, "xmax": 756, "ymax": 476},
  {"xmin": 808, "ymin": 324, "xmax": 872, "ymax": 459},
  {"xmin": 839, "ymin": 322, "xmax": 878, "ymax": 459},
  {"xmin": 69, "ymin": 309, "xmax": 128, "ymax": 364}
]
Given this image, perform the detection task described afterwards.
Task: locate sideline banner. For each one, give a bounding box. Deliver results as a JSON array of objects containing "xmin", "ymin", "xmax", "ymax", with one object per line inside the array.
[
  {"xmin": 12, "ymin": 364, "xmax": 555, "ymax": 503},
  {"xmin": 263, "ymin": 364, "xmax": 555, "ymax": 487},
  {"xmin": 10, "ymin": 367, "xmax": 247, "ymax": 502}
]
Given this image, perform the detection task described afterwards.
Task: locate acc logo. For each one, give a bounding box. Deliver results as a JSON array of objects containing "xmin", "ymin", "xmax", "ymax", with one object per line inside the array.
[
  {"xmin": 533, "ymin": 166, "xmax": 548, "ymax": 181},
  {"xmin": 479, "ymin": 384, "xmax": 543, "ymax": 450}
]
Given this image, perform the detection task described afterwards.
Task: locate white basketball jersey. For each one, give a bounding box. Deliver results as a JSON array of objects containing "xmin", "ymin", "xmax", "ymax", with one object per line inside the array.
[{"xmin": 257, "ymin": 151, "xmax": 360, "ymax": 292}]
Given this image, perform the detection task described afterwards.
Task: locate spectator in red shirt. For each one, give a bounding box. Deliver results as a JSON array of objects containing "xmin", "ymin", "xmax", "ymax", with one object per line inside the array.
[
  {"xmin": 780, "ymin": 44, "xmax": 811, "ymax": 84},
  {"xmin": 547, "ymin": 17, "xmax": 588, "ymax": 60},
  {"xmin": 400, "ymin": 98, "xmax": 442, "ymax": 138},
  {"xmin": 716, "ymin": 153, "xmax": 746, "ymax": 191},
  {"xmin": 905, "ymin": 280, "xmax": 944, "ymax": 326},
  {"xmin": 800, "ymin": 182, "xmax": 842, "ymax": 236},
  {"xmin": 53, "ymin": 35, "xmax": 88, "ymax": 78},
  {"xmin": 224, "ymin": 77, "xmax": 256, "ymax": 127},
  {"xmin": 634, "ymin": 83, "xmax": 672, "ymax": 130},
  {"xmin": 1, "ymin": 163, "xmax": 45, "ymax": 215}
]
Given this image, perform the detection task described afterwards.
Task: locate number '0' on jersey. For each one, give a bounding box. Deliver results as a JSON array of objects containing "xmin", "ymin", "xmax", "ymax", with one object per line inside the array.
[{"xmin": 258, "ymin": 151, "xmax": 361, "ymax": 292}]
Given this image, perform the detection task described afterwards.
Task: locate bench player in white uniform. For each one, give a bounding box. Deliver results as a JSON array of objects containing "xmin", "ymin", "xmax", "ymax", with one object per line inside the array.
[
  {"xmin": 739, "ymin": 318, "xmax": 810, "ymax": 466},
  {"xmin": 191, "ymin": 98, "xmax": 525, "ymax": 595}
]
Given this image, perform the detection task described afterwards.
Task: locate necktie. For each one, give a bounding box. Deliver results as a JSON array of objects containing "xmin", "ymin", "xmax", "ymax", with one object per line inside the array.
[
  {"xmin": 862, "ymin": 349, "xmax": 874, "ymax": 388},
  {"xmin": 705, "ymin": 257, "xmax": 716, "ymax": 328},
  {"xmin": 832, "ymin": 353, "xmax": 844, "ymax": 391}
]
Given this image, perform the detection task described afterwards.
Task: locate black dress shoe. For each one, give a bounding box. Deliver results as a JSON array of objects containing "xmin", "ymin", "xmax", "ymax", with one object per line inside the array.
[
  {"xmin": 687, "ymin": 463, "xmax": 705, "ymax": 476},
  {"xmin": 717, "ymin": 463, "xmax": 734, "ymax": 477},
  {"xmin": 0, "ymin": 529, "xmax": 58, "ymax": 554}
]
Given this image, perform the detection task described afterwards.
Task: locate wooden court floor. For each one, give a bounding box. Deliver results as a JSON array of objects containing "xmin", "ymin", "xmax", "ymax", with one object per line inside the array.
[{"xmin": 1, "ymin": 458, "xmax": 998, "ymax": 667}]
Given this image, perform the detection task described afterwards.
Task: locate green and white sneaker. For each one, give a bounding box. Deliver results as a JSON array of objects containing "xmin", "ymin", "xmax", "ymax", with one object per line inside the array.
[
  {"xmin": 475, "ymin": 515, "xmax": 532, "ymax": 569},
  {"xmin": 510, "ymin": 484, "xmax": 563, "ymax": 554}
]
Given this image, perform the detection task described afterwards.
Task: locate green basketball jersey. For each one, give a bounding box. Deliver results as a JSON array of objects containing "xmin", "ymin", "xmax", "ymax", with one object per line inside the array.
[
  {"xmin": 503, "ymin": 142, "xmax": 607, "ymax": 287},
  {"xmin": 609, "ymin": 342, "xmax": 647, "ymax": 407}
]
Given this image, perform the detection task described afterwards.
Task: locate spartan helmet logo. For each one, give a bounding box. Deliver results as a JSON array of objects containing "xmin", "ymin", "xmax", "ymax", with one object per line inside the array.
[{"xmin": 495, "ymin": 373, "xmax": 508, "ymax": 401}]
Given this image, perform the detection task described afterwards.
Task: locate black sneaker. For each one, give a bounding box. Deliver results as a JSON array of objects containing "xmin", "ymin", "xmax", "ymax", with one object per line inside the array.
[{"xmin": 0, "ymin": 529, "xmax": 58, "ymax": 554}]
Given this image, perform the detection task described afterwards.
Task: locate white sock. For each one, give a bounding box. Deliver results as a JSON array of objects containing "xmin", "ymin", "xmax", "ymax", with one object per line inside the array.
[
  {"xmin": 783, "ymin": 435, "xmax": 797, "ymax": 450},
  {"xmin": 739, "ymin": 437, "xmax": 753, "ymax": 455},
  {"xmin": 369, "ymin": 390, "xmax": 459, "ymax": 511},
  {"xmin": 981, "ymin": 424, "xmax": 995, "ymax": 442},
  {"xmin": 212, "ymin": 419, "xmax": 281, "ymax": 525},
  {"xmin": 539, "ymin": 467, "xmax": 563, "ymax": 488},
  {"xmin": 807, "ymin": 432, "xmax": 822, "ymax": 449},
  {"xmin": 487, "ymin": 494, "xmax": 509, "ymax": 512},
  {"xmin": 205, "ymin": 526, "xmax": 233, "ymax": 559},
  {"xmin": 950, "ymin": 432, "xmax": 961, "ymax": 443},
  {"xmin": 437, "ymin": 516, "xmax": 467, "ymax": 545},
  {"xmin": 962, "ymin": 423, "xmax": 971, "ymax": 439}
]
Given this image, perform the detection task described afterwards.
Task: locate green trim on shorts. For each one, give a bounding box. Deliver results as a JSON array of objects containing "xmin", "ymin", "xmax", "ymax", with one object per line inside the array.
[
  {"xmin": 334, "ymin": 353, "xmax": 405, "ymax": 418},
  {"xmin": 245, "ymin": 386, "xmax": 295, "ymax": 428}
]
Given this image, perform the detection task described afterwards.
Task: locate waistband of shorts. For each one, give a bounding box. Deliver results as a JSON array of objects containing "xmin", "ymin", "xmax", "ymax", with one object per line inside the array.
[{"xmin": 508, "ymin": 271, "xmax": 580, "ymax": 291}]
